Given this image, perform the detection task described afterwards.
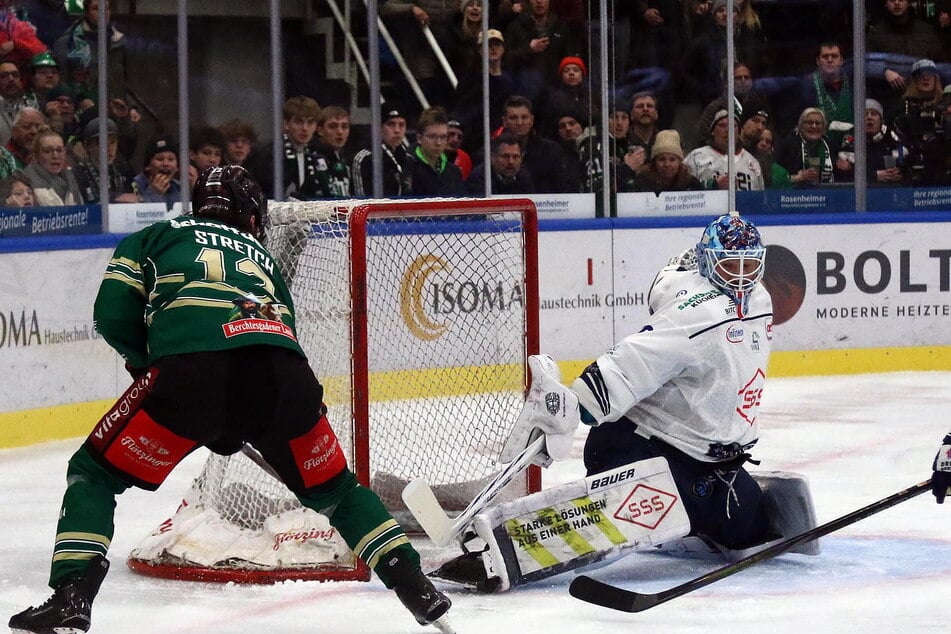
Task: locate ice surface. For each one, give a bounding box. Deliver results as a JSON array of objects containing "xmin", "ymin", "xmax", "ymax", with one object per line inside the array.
[{"xmin": 2, "ymin": 372, "xmax": 949, "ymax": 633}]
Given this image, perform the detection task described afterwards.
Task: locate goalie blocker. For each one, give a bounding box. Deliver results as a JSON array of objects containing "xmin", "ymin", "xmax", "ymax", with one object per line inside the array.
[{"xmin": 433, "ymin": 460, "xmax": 819, "ymax": 592}]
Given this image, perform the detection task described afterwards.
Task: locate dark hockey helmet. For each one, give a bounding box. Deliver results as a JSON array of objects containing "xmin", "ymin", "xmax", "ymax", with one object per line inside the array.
[
  {"xmin": 192, "ymin": 165, "xmax": 267, "ymax": 241},
  {"xmin": 695, "ymin": 212, "xmax": 765, "ymax": 316}
]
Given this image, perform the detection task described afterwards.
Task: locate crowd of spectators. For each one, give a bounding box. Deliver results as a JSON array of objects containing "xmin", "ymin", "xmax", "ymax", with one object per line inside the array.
[
  {"xmin": 0, "ymin": 0, "xmax": 152, "ymax": 207},
  {"xmin": 363, "ymin": 0, "xmax": 951, "ymax": 194},
  {"xmin": 1, "ymin": 0, "xmax": 950, "ymax": 210}
]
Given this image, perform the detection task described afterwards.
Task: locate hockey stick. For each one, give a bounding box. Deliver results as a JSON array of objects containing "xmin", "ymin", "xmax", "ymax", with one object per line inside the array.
[
  {"xmin": 402, "ymin": 435, "xmax": 547, "ymax": 547},
  {"xmin": 569, "ymin": 479, "xmax": 933, "ymax": 612},
  {"xmin": 240, "ymin": 443, "xmax": 283, "ymax": 481}
]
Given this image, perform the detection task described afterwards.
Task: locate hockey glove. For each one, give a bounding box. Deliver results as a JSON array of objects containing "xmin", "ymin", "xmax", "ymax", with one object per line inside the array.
[
  {"xmin": 932, "ymin": 431, "xmax": 951, "ymax": 504},
  {"xmin": 500, "ymin": 354, "xmax": 580, "ymax": 467}
]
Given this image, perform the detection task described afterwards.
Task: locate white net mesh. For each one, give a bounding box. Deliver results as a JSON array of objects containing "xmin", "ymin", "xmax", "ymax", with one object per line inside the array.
[
  {"xmin": 128, "ymin": 198, "xmax": 539, "ymax": 582},
  {"xmin": 128, "ymin": 450, "xmax": 359, "ymax": 582}
]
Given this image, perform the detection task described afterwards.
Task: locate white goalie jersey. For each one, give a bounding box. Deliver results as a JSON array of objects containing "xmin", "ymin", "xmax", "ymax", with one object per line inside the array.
[{"xmin": 572, "ymin": 259, "xmax": 773, "ymax": 463}]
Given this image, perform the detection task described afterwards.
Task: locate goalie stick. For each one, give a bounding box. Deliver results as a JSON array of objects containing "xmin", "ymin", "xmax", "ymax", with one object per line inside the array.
[
  {"xmin": 569, "ymin": 479, "xmax": 933, "ymax": 612},
  {"xmin": 402, "ymin": 435, "xmax": 547, "ymax": 547}
]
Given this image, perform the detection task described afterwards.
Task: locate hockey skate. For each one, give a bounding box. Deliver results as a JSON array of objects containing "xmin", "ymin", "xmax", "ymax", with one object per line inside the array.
[
  {"xmin": 386, "ymin": 555, "xmax": 452, "ymax": 628},
  {"xmin": 9, "ymin": 555, "xmax": 109, "ymax": 634},
  {"xmin": 431, "ymin": 550, "xmax": 501, "ymax": 593}
]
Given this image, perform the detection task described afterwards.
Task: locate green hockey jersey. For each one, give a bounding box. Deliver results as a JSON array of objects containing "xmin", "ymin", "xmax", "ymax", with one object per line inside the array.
[{"xmin": 93, "ymin": 215, "xmax": 304, "ymax": 368}]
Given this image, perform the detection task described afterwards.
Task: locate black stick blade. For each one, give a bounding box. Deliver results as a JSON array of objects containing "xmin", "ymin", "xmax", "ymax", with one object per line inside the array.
[{"xmin": 569, "ymin": 575, "xmax": 659, "ymax": 612}]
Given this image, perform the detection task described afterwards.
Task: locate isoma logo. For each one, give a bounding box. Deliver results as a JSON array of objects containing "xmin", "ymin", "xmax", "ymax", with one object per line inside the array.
[
  {"xmin": 400, "ymin": 254, "xmax": 451, "ymax": 341},
  {"xmin": 0, "ymin": 309, "xmax": 41, "ymax": 349},
  {"xmin": 399, "ymin": 254, "xmax": 525, "ymax": 341}
]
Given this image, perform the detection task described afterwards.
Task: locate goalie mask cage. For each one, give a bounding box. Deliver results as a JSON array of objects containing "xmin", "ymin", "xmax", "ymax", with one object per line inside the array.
[{"xmin": 128, "ymin": 197, "xmax": 540, "ymax": 583}]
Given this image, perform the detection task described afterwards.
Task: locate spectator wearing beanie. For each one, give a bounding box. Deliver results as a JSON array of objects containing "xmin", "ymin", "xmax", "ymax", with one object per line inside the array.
[
  {"xmin": 558, "ymin": 55, "xmax": 586, "ymax": 79},
  {"xmin": 502, "ymin": 0, "xmax": 580, "ymax": 103},
  {"xmin": 352, "ymin": 104, "xmax": 412, "ymax": 197},
  {"xmin": 541, "ymin": 55, "xmax": 597, "ymax": 138},
  {"xmin": 735, "ymin": 105, "xmax": 785, "ymax": 189},
  {"xmin": 552, "ymin": 108, "xmax": 589, "ymax": 192},
  {"xmin": 623, "ymin": 129, "xmax": 703, "ymax": 193},
  {"xmin": 133, "ymin": 135, "xmax": 181, "ymax": 206},
  {"xmin": 901, "ymin": 59, "xmax": 945, "ymax": 110},
  {"xmin": 685, "ymin": 108, "xmax": 764, "ymax": 191},
  {"xmin": 738, "ymin": 105, "xmax": 770, "ymax": 154},
  {"xmin": 864, "ymin": 98, "xmax": 904, "ymax": 186}
]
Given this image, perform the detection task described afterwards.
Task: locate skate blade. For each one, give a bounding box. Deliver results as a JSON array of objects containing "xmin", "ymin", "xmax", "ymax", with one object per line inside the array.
[{"xmin": 432, "ymin": 614, "xmax": 457, "ymax": 634}]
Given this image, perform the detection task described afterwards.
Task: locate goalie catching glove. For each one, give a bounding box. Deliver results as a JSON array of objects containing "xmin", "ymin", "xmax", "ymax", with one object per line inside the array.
[
  {"xmin": 500, "ymin": 355, "xmax": 581, "ymax": 467},
  {"xmin": 933, "ymin": 431, "xmax": 951, "ymax": 504}
]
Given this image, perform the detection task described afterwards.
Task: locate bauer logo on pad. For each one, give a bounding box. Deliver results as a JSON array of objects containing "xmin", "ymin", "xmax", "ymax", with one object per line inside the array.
[{"xmin": 545, "ymin": 392, "xmax": 561, "ymax": 415}]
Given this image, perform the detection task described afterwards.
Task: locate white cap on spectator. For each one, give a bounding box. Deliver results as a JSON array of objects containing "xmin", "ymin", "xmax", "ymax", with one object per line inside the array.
[
  {"xmin": 865, "ymin": 99, "xmax": 884, "ymax": 117},
  {"xmin": 911, "ymin": 59, "xmax": 939, "ymax": 76},
  {"xmin": 711, "ymin": 109, "xmax": 739, "ymax": 131},
  {"xmin": 477, "ymin": 29, "xmax": 504, "ymax": 45}
]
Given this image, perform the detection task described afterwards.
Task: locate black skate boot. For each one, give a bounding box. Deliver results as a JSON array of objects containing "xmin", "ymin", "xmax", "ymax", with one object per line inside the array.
[
  {"xmin": 431, "ymin": 550, "xmax": 502, "ymax": 593},
  {"xmin": 385, "ymin": 555, "xmax": 451, "ymax": 626},
  {"xmin": 9, "ymin": 555, "xmax": 110, "ymax": 634}
]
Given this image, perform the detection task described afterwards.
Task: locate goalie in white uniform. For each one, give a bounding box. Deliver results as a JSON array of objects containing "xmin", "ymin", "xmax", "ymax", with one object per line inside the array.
[
  {"xmin": 578, "ymin": 212, "xmax": 773, "ymax": 550},
  {"xmin": 434, "ymin": 213, "xmax": 818, "ymax": 591}
]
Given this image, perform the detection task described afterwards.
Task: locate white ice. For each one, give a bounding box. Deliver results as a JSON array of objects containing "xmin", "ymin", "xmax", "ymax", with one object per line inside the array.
[{"xmin": 3, "ymin": 372, "xmax": 950, "ymax": 633}]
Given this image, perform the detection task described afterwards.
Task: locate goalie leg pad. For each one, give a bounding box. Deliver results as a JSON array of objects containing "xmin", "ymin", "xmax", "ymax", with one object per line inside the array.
[
  {"xmin": 753, "ymin": 470, "xmax": 820, "ymax": 556},
  {"xmin": 438, "ymin": 457, "xmax": 691, "ymax": 591},
  {"xmin": 654, "ymin": 470, "xmax": 820, "ymax": 560}
]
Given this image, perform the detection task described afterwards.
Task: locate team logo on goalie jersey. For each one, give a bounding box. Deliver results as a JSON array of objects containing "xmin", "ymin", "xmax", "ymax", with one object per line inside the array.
[
  {"xmin": 736, "ymin": 368, "xmax": 766, "ymax": 425},
  {"xmin": 545, "ymin": 392, "xmax": 561, "ymax": 415}
]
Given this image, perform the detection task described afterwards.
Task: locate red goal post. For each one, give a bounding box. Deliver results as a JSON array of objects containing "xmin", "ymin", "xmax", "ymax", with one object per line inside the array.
[{"xmin": 127, "ymin": 197, "xmax": 540, "ymax": 583}]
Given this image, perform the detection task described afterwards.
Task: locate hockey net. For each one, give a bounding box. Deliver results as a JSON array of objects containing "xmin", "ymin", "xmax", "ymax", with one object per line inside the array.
[{"xmin": 128, "ymin": 198, "xmax": 540, "ymax": 583}]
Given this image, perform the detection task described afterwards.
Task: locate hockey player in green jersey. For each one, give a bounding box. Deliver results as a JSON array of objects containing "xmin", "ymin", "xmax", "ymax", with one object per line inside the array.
[{"xmin": 9, "ymin": 165, "xmax": 451, "ymax": 633}]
